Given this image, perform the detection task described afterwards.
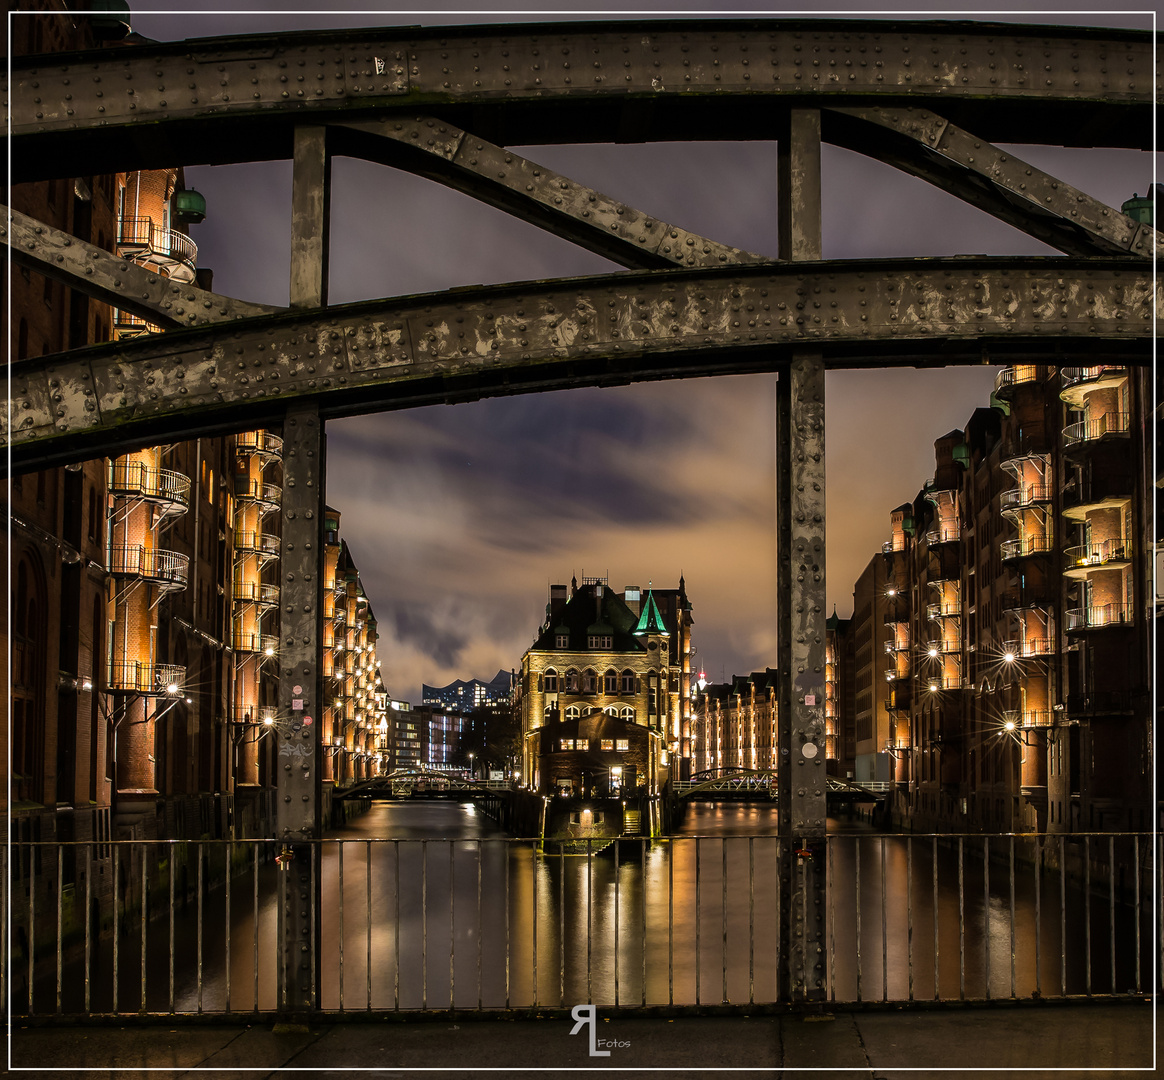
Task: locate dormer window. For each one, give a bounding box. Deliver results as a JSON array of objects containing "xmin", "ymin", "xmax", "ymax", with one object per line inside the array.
[
  {"xmin": 555, "ymin": 633, "xmax": 569, "ymax": 648},
  {"xmin": 587, "ymin": 634, "xmax": 612, "ymax": 649}
]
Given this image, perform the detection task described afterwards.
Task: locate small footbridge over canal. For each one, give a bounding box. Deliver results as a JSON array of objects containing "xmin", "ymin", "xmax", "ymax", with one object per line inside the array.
[{"xmin": 668, "ymin": 769, "xmax": 893, "ymax": 822}]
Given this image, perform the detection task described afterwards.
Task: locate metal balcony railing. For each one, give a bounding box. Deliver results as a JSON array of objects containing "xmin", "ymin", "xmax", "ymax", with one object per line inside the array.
[
  {"xmin": 1065, "ymin": 690, "xmax": 1134, "ymax": 715},
  {"xmin": 1063, "ymin": 413, "xmax": 1130, "ymax": 448},
  {"xmin": 109, "ymin": 460, "xmax": 191, "ymax": 511},
  {"xmin": 1065, "ymin": 604, "xmax": 1134, "ymax": 632},
  {"xmin": 997, "ymin": 588, "xmax": 1054, "ymax": 613},
  {"xmin": 107, "ymin": 661, "xmax": 185, "ymax": 695},
  {"xmin": 118, "ymin": 216, "xmax": 198, "ymax": 268},
  {"xmin": 1060, "ymin": 365, "xmax": 1126, "ymax": 391},
  {"xmin": 1020, "ymin": 710, "xmax": 1055, "ymax": 729},
  {"xmin": 926, "ymin": 601, "xmax": 962, "ymax": 621},
  {"xmin": 234, "ymin": 479, "xmax": 282, "ymax": 509},
  {"xmin": 235, "ymin": 430, "xmax": 284, "ymax": 458},
  {"xmin": 923, "ymin": 676, "xmax": 966, "ymax": 692},
  {"xmin": 1000, "ymin": 535, "xmax": 1053, "ymax": 561},
  {"xmin": 235, "ymin": 531, "xmax": 281, "ymax": 557},
  {"xmin": 108, "ymin": 545, "xmax": 190, "ymax": 589},
  {"xmin": 882, "ymin": 536, "xmax": 906, "ymax": 554},
  {"xmin": 1063, "ymin": 539, "xmax": 1131, "ymax": 573},
  {"xmin": 232, "ymin": 580, "xmax": 280, "ymax": 606},
  {"xmin": 232, "ymin": 704, "xmax": 278, "ymax": 725},
  {"xmin": 1016, "ymin": 638, "xmax": 1054, "ymax": 658},
  {"xmin": 925, "ymin": 524, "xmax": 961, "ymax": 546},
  {"xmin": 1000, "ymin": 485, "xmax": 1053, "ymax": 511},
  {"xmin": 993, "ymin": 365, "xmax": 1041, "ymax": 398},
  {"xmin": 234, "ymin": 632, "xmax": 279, "ymax": 655}
]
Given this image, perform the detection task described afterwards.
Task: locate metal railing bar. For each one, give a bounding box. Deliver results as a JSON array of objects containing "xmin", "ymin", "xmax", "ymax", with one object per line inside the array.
[
  {"xmin": 641, "ymin": 838, "xmax": 647, "ymax": 1008},
  {"xmin": 394, "ymin": 840, "xmax": 401, "ymax": 1012},
  {"xmin": 1034, "ymin": 835, "xmax": 1042, "ymax": 999},
  {"xmin": 906, "ymin": 836, "xmax": 914, "ymax": 1002},
  {"xmin": 140, "ymin": 845, "xmax": 148, "ymax": 1015},
  {"xmin": 224, "ymin": 842, "xmax": 231, "ymax": 1014},
  {"xmin": 615, "ymin": 840, "xmax": 621, "ymax": 1008},
  {"xmin": 338, "ymin": 841, "xmax": 345, "ymax": 1012},
  {"xmin": 56, "ymin": 846, "xmax": 64, "ymax": 1015},
  {"xmin": 169, "ymin": 844, "xmax": 176, "ymax": 1013},
  {"xmin": 421, "ymin": 841, "xmax": 428, "ymax": 1011},
  {"xmin": 559, "ymin": 841, "xmax": 566, "ymax": 1009},
  {"xmin": 1060, "ymin": 835, "xmax": 1067, "ymax": 997},
  {"xmin": 310, "ymin": 844, "xmax": 318, "ymax": 1012},
  {"xmin": 586, "ymin": 837, "xmax": 593, "ymax": 1006},
  {"xmin": 957, "ymin": 837, "xmax": 964, "ymax": 1002},
  {"xmin": 721, "ymin": 837, "xmax": 728, "ymax": 1005},
  {"xmin": 448, "ymin": 842, "xmax": 455, "ymax": 1011},
  {"xmin": 881, "ymin": 836, "xmax": 888, "ymax": 1002},
  {"xmin": 1133, "ymin": 838, "xmax": 1140, "ymax": 993},
  {"xmin": 828, "ymin": 839, "xmax": 835, "ymax": 1004},
  {"xmin": 252, "ymin": 843, "xmax": 260, "ymax": 1012},
  {"xmin": 1009, "ymin": 836, "xmax": 1016, "ymax": 999},
  {"xmin": 748, "ymin": 836, "xmax": 755, "ymax": 1006},
  {"xmin": 84, "ymin": 844, "xmax": 91, "ymax": 1014},
  {"xmin": 196, "ymin": 842, "xmax": 207, "ymax": 1014},
  {"xmin": 504, "ymin": 841, "xmax": 510, "ymax": 1010},
  {"xmin": 695, "ymin": 837, "xmax": 701, "ymax": 1006},
  {"xmin": 775, "ymin": 838, "xmax": 782, "ymax": 1004},
  {"xmin": 855, "ymin": 836, "xmax": 861, "ymax": 1002},
  {"xmin": 367, "ymin": 842, "xmax": 374, "ymax": 1011},
  {"xmin": 932, "ymin": 836, "xmax": 939, "ymax": 1002},
  {"xmin": 1084, "ymin": 835, "xmax": 1091, "ymax": 996},
  {"xmin": 668, "ymin": 839, "xmax": 674, "ymax": 1006},
  {"xmin": 532, "ymin": 840, "xmax": 539, "ymax": 1007},
  {"xmin": 477, "ymin": 840, "xmax": 484, "ymax": 1011},
  {"xmin": 28, "ymin": 842, "xmax": 36, "ymax": 1015},
  {"xmin": 1108, "ymin": 835, "xmax": 1116, "ymax": 995},
  {"xmin": 983, "ymin": 836, "xmax": 990, "ymax": 1001}
]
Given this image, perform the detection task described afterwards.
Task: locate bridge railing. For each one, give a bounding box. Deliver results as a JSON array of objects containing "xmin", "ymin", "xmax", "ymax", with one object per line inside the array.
[{"xmin": 6, "ymin": 832, "xmax": 1155, "ymax": 1019}]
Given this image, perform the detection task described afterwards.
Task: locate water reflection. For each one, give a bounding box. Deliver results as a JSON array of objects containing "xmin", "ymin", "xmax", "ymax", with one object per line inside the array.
[{"xmin": 25, "ymin": 802, "xmax": 1152, "ymax": 1014}]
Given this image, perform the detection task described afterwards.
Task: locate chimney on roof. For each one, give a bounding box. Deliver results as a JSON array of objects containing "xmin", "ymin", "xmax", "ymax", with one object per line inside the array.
[
  {"xmin": 549, "ymin": 584, "xmax": 568, "ymax": 620},
  {"xmin": 623, "ymin": 586, "xmax": 641, "ymax": 617}
]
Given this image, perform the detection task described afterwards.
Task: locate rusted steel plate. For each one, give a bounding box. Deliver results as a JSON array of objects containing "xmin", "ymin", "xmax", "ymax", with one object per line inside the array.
[
  {"xmin": 8, "ymin": 20, "xmax": 1155, "ymax": 180},
  {"xmin": 5, "ymin": 259, "xmax": 1155, "ymax": 470}
]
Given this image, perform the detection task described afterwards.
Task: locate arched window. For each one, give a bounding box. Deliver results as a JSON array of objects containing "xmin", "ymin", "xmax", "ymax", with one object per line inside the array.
[
  {"xmin": 583, "ymin": 668, "xmax": 597, "ymax": 693},
  {"xmin": 565, "ymin": 669, "xmax": 580, "ymax": 693},
  {"xmin": 604, "ymin": 669, "xmax": 618, "ymax": 695},
  {"xmin": 619, "ymin": 706, "xmax": 636, "ymax": 722},
  {"xmin": 543, "ymin": 669, "xmax": 558, "ymax": 694},
  {"xmin": 621, "ymin": 669, "xmax": 635, "ymax": 694},
  {"xmin": 565, "ymin": 704, "xmax": 581, "ymax": 720}
]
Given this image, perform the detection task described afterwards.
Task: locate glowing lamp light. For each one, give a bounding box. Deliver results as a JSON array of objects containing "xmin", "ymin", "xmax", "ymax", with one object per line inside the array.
[
  {"xmin": 887, "ymin": 588, "xmax": 897, "ymax": 597},
  {"xmin": 928, "ymin": 682, "xmax": 939, "ymax": 693},
  {"xmin": 1003, "ymin": 651, "xmax": 1016, "ymax": 663},
  {"xmin": 697, "ymin": 670, "xmax": 708, "ymax": 692},
  {"xmin": 263, "ymin": 715, "xmax": 275, "ymax": 726},
  {"xmin": 264, "ymin": 645, "xmax": 275, "ymax": 656},
  {"xmin": 927, "ymin": 647, "xmax": 939, "ymax": 658},
  {"xmin": 1004, "ymin": 719, "xmax": 1017, "ymax": 732},
  {"xmin": 166, "ymin": 682, "xmax": 180, "ymax": 695}
]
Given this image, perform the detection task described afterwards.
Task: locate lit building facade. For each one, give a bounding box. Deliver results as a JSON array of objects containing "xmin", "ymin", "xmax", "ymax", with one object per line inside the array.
[
  {"xmin": 423, "ymin": 670, "xmax": 513, "ymax": 711},
  {"xmin": 516, "ymin": 576, "xmax": 693, "ymax": 795},
  {"xmin": 695, "ymin": 669, "xmax": 779, "ymax": 773}
]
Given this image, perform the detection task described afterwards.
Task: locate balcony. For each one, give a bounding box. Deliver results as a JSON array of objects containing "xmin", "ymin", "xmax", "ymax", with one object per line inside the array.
[
  {"xmin": 235, "ymin": 430, "xmax": 284, "ymax": 459},
  {"xmin": 112, "ymin": 310, "xmax": 161, "ymax": 338},
  {"xmin": 107, "ymin": 661, "xmax": 186, "ymax": 695},
  {"xmin": 1000, "ymin": 535, "xmax": 1053, "ymax": 562},
  {"xmin": 235, "ymin": 531, "xmax": 281, "ymax": 558},
  {"xmin": 1020, "ymin": 710, "xmax": 1055, "ymax": 729},
  {"xmin": 232, "ymin": 704, "xmax": 278, "ymax": 725},
  {"xmin": 1059, "ymin": 365, "xmax": 1127, "ymax": 407},
  {"xmin": 925, "ymin": 524, "xmax": 961, "ymax": 546},
  {"xmin": 1065, "ymin": 604, "xmax": 1134, "ymax": 632},
  {"xmin": 885, "ymin": 689, "xmax": 911, "ymax": 712},
  {"xmin": 1065, "ymin": 690, "xmax": 1134, "ymax": 716},
  {"xmin": 926, "ymin": 601, "xmax": 962, "ymax": 621},
  {"xmin": 993, "ymin": 365, "xmax": 1042, "ymax": 400},
  {"xmin": 1063, "ymin": 413, "xmax": 1130, "ymax": 451},
  {"xmin": 1000, "ymin": 484, "xmax": 1053, "ymax": 512},
  {"xmin": 1062, "ymin": 472, "xmax": 1132, "ymax": 522},
  {"xmin": 118, "ymin": 216, "xmax": 197, "ymax": 281},
  {"xmin": 882, "ymin": 536, "xmax": 906, "ymax": 554},
  {"xmin": 1002, "ymin": 637, "xmax": 1054, "ymax": 659},
  {"xmin": 232, "ymin": 580, "xmax": 280, "ymax": 607},
  {"xmin": 109, "ymin": 545, "xmax": 190, "ymax": 591},
  {"xmin": 235, "ymin": 631, "xmax": 279, "ymax": 655},
  {"xmin": 997, "ymin": 587, "xmax": 1054, "ymax": 613},
  {"xmin": 923, "ymin": 676, "xmax": 965, "ymax": 692},
  {"xmin": 1063, "ymin": 538, "xmax": 1132, "ymax": 577},
  {"xmin": 109, "ymin": 460, "xmax": 190, "ymax": 516},
  {"xmin": 235, "ymin": 478, "xmax": 282, "ymax": 510},
  {"xmin": 334, "ymin": 606, "xmax": 348, "ymax": 626}
]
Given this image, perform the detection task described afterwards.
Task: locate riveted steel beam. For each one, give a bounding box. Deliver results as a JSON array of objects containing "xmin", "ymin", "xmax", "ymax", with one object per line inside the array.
[
  {"xmin": 825, "ymin": 106, "xmax": 1158, "ymax": 258},
  {"xmin": 5, "ymin": 259, "xmax": 1154, "ymax": 472},
  {"xmin": 8, "ymin": 21, "xmax": 1154, "ymax": 182},
  {"xmin": 332, "ymin": 117, "xmax": 766, "ymax": 270},
  {"xmin": 2, "ymin": 205, "xmax": 281, "ymax": 328}
]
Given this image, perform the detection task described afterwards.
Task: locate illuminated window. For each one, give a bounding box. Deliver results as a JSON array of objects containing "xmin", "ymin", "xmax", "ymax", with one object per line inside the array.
[
  {"xmin": 544, "ymin": 669, "xmax": 558, "ymax": 693},
  {"xmin": 556, "ymin": 633, "xmax": 569, "ymax": 648},
  {"xmin": 588, "ymin": 635, "xmax": 612, "ymax": 649},
  {"xmin": 583, "ymin": 669, "xmax": 597, "ymax": 693},
  {"xmin": 604, "ymin": 669, "xmax": 618, "ymax": 694},
  {"xmin": 616, "ymin": 739, "xmax": 630, "ymax": 752},
  {"xmin": 600, "ymin": 739, "xmax": 614, "ymax": 752},
  {"xmin": 559, "ymin": 739, "xmax": 575, "ymax": 751},
  {"xmin": 621, "ymin": 670, "xmax": 635, "ymax": 693},
  {"xmin": 565, "ymin": 670, "xmax": 579, "ymax": 692}
]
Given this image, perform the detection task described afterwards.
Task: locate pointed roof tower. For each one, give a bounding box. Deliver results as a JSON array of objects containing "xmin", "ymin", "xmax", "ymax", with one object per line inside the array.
[{"xmin": 632, "ymin": 585, "xmax": 670, "ymax": 637}]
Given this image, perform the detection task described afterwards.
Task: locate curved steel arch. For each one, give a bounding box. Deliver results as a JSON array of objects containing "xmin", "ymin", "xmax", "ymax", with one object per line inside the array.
[
  {"xmin": 9, "ymin": 18, "xmax": 1154, "ymax": 183},
  {"xmin": 7, "ymin": 258, "xmax": 1154, "ymax": 471}
]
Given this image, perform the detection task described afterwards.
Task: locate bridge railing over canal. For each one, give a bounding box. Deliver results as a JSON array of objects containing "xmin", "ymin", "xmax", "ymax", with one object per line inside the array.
[{"xmin": 7, "ymin": 832, "xmax": 1156, "ymax": 1018}]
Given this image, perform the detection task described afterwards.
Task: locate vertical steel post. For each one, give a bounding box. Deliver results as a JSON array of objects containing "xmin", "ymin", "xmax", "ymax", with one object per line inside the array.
[
  {"xmin": 776, "ymin": 106, "xmax": 827, "ymax": 1004},
  {"xmin": 276, "ymin": 122, "xmax": 330, "ymax": 1019}
]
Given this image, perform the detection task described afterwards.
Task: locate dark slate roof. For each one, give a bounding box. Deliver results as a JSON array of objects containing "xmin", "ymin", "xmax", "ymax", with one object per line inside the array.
[{"xmin": 531, "ymin": 584, "xmax": 646, "ymax": 654}]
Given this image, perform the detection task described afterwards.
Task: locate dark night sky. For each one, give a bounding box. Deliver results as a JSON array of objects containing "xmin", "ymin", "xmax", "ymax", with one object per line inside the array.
[{"xmin": 126, "ymin": 5, "xmax": 1158, "ymax": 704}]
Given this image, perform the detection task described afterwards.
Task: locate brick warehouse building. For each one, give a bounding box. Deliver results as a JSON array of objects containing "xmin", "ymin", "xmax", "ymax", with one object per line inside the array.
[{"xmin": 4, "ymin": 2, "xmax": 394, "ymax": 957}]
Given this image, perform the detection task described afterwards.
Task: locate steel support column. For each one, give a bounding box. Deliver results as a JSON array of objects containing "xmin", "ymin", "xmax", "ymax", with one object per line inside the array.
[
  {"xmin": 777, "ymin": 107, "xmax": 828, "ymax": 1003},
  {"xmin": 275, "ymin": 125, "xmax": 330, "ymax": 1017}
]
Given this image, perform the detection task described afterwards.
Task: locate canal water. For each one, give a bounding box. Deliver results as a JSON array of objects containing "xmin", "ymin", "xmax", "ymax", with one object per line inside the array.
[{"xmin": 23, "ymin": 802, "xmax": 1152, "ymax": 1014}]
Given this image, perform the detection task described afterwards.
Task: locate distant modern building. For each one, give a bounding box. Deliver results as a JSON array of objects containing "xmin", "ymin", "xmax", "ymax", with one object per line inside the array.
[
  {"xmin": 515, "ymin": 575, "xmax": 694, "ymax": 795},
  {"xmin": 423, "ymin": 670, "xmax": 514, "ymax": 711}
]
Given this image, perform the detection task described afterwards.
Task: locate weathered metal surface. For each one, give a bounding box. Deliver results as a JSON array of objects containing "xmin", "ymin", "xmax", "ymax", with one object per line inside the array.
[
  {"xmin": 777, "ymin": 109, "xmax": 823, "ymax": 263},
  {"xmin": 275, "ymin": 402, "xmax": 326, "ymax": 1013},
  {"xmin": 5, "ymin": 259, "xmax": 1155, "ymax": 471},
  {"xmin": 8, "ymin": 20, "xmax": 1155, "ymax": 182},
  {"xmin": 825, "ymin": 107, "xmax": 1158, "ymax": 258},
  {"xmin": 2, "ymin": 205, "xmax": 280, "ymax": 328},
  {"xmin": 333, "ymin": 117, "xmax": 766, "ymax": 270},
  {"xmin": 289, "ymin": 126, "xmax": 331, "ymax": 309}
]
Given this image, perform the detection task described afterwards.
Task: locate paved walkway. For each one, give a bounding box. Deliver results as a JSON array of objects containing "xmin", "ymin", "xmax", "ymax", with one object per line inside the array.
[{"xmin": 8, "ymin": 1001, "xmax": 1156, "ymax": 1077}]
